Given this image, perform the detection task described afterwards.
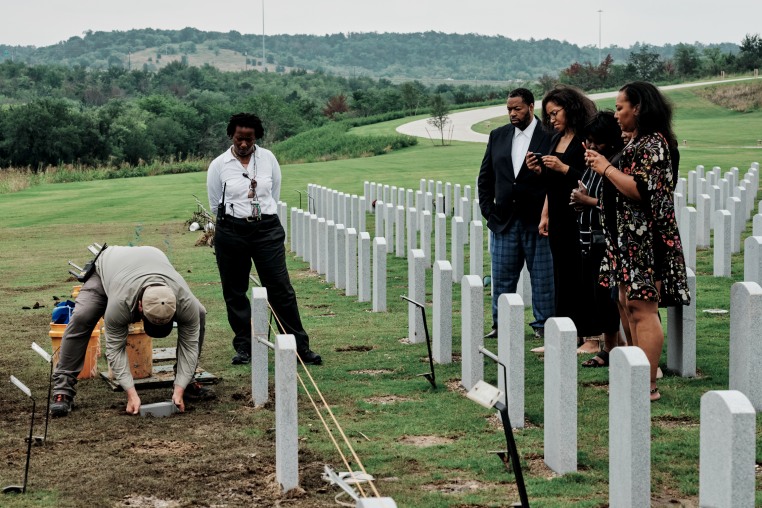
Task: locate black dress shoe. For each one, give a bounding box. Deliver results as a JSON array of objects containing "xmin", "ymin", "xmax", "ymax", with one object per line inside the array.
[
  {"xmin": 298, "ymin": 349, "xmax": 322, "ymax": 365},
  {"xmin": 484, "ymin": 328, "xmax": 498, "ymax": 339},
  {"xmin": 231, "ymin": 351, "xmax": 251, "ymax": 365}
]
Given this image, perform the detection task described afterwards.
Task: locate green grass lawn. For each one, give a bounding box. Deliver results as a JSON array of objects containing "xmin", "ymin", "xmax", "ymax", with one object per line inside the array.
[{"xmin": 0, "ymin": 84, "xmax": 761, "ymax": 507}]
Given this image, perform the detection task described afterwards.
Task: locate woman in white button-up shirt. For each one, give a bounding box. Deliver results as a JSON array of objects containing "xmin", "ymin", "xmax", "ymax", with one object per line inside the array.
[{"xmin": 207, "ymin": 113, "xmax": 322, "ymax": 366}]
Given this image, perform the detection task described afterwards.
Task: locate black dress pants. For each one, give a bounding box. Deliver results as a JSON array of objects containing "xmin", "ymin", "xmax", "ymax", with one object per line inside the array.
[{"xmin": 214, "ymin": 214, "xmax": 310, "ymax": 354}]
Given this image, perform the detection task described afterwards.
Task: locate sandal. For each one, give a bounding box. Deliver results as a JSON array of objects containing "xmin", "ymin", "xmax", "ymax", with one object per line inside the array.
[
  {"xmin": 650, "ymin": 387, "xmax": 661, "ymax": 402},
  {"xmin": 581, "ymin": 350, "xmax": 609, "ymax": 368}
]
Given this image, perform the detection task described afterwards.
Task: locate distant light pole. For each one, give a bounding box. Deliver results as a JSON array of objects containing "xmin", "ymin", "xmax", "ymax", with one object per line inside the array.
[
  {"xmin": 262, "ymin": 0, "xmax": 266, "ymax": 68},
  {"xmin": 597, "ymin": 9, "xmax": 603, "ymax": 64}
]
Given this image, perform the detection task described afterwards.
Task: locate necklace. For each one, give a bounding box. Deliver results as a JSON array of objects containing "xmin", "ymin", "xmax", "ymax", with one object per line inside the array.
[{"xmin": 232, "ymin": 147, "xmax": 253, "ymax": 166}]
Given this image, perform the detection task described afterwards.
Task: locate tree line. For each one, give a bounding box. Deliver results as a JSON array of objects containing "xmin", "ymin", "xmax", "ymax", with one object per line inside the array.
[
  {"xmin": 0, "ymin": 60, "xmax": 507, "ymax": 169},
  {"xmin": 0, "ymin": 28, "xmax": 740, "ymax": 81},
  {"xmin": 556, "ymin": 35, "xmax": 762, "ymax": 92}
]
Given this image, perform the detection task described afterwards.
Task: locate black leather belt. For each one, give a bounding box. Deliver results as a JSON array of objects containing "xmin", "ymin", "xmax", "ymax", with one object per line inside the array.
[{"xmin": 223, "ymin": 214, "xmax": 275, "ymax": 224}]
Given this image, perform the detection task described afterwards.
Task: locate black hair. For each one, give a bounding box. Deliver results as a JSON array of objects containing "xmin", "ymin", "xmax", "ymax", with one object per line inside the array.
[
  {"xmin": 541, "ymin": 85, "xmax": 597, "ymax": 134},
  {"xmin": 619, "ymin": 81, "xmax": 677, "ymax": 148},
  {"xmin": 227, "ymin": 113, "xmax": 265, "ymax": 139},
  {"xmin": 583, "ymin": 111, "xmax": 624, "ymax": 158},
  {"xmin": 508, "ymin": 88, "xmax": 535, "ymax": 107}
]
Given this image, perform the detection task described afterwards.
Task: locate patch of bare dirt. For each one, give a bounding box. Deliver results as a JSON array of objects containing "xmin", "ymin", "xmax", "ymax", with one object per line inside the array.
[
  {"xmin": 364, "ymin": 395, "xmax": 415, "ymax": 405},
  {"xmin": 335, "ymin": 345, "xmax": 374, "ymax": 352},
  {"xmin": 420, "ymin": 354, "xmax": 460, "ymax": 363},
  {"xmin": 523, "ymin": 452, "xmax": 559, "ymax": 480},
  {"xmin": 0, "ymin": 378, "xmax": 335, "ymax": 508},
  {"xmin": 445, "ymin": 378, "xmax": 467, "ymax": 395},
  {"xmin": 291, "ymin": 269, "xmax": 320, "ymax": 280},
  {"xmin": 128, "ymin": 439, "xmax": 200, "ymax": 456},
  {"xmin": 349, "ymin": 369, "xmax": 393, "ymax": 375},
  {"xmin": 421, "ymin": 477, "xmax": 488, "ymax": 494},
  {"xmin": 116, "ymin": 495, "xmax": 181, "ymax": 507},
  {"xmin": 484, "ymin": 413, "xmax": 539, "ymax": 431},
  {"xmin": 398, "ymin": 435, "xmax": 455, "ymax": 447},
  {"xmin": 580, "ymin": 380, "xmax": 609, "ymax": 392},
  {"xmin": 653, "ymin": 414, "xmax": 699, "ymax": 429},
  {"xmin": 651, "ymin": 493, "xmax": 699, "ymax": 507}
]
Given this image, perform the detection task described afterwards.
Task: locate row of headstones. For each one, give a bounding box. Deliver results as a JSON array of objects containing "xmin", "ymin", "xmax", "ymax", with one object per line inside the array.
[
  {"xmin": 248, "ymin": 288, "xmax": 398, "ymax": 507},
  {"xmin": 674, "ymin": 163, "xmax": 761, "ymax": 279},
  {"xmin": 372, "ymin": 202, "xmax": 484, "ymax": 276},
  {"xmin": 288, "ymin": 194, "xmax": 487, "ymax": 312},
  {"xmin": 302, "ymin": 179, "xmax": 477, "ymax": 240},
  {"xmin": 410, "ymin": 250, "xmax": 699, "ymax": 378},
  {"xmin": 304, "ymin": 183, "xmax": 367, "ymax": 233},
  {"xmin": 456, "ymin": 281, "xmax": 758, "ymax": 507},
  {"xmin": 365, "ymin": 178, "xmax": 476, "ymax": 219}
]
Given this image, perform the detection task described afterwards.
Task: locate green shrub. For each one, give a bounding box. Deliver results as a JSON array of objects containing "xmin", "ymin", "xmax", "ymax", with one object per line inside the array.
[{"xmin": 272, "ymin": 121, "xmax": 417, "ymax": 164}]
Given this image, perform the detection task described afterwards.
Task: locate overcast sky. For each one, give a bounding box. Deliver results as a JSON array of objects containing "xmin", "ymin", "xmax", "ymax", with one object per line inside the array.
[{"xmin": 1, "ymin": 0, "xmax": 758, "ymax": 48}]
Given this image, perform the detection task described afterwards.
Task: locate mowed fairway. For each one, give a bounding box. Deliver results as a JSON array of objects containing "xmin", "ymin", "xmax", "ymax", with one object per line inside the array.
[{"xmin": 0, "ymin": 85, "xmax": 760, "ymax": 507}]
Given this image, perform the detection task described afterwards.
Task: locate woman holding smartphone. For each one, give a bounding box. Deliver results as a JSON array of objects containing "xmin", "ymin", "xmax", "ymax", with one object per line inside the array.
[
  {"xmin": 585, "ymin": 82, "xmax": 690, "ymax": 401},
  {"xmin": 527, "ymin": 85, "xmax": 597, "ymax": 353}
]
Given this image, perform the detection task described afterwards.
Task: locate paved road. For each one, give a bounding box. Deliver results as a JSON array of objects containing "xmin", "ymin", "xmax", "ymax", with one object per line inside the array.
[{"xmin": 396, "ymin": 77, "xmax": 758, "ymax": 143}]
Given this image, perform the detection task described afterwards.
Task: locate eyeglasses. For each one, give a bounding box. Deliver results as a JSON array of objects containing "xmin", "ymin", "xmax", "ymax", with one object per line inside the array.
[{"xmin": 548, "ymin": 107, "xmax": 564, "ymax": 119}]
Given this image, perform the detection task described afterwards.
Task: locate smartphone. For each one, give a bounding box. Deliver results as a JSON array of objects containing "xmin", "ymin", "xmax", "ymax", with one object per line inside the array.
[{"xmin": 531, "ymin": 152, "xmax": 545, "ymax": 167}]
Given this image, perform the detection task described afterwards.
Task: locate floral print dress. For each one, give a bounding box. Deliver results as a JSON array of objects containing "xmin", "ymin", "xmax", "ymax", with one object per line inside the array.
[{"xmin": 599, "ymin": 133, "xmax": 690, "ymax": 306}]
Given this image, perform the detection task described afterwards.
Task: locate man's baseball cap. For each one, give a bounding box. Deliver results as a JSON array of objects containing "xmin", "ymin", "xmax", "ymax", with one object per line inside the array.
[{"xmin": 141, "ymin": 285, "xmax": 176, "ymax": 338}]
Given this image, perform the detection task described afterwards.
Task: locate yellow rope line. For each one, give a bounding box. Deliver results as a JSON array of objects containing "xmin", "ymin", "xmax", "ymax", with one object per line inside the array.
[
  {"xmin": 294, "ymin": 367, "xmax": 368, "ymax": 498},
  {"xmin": 264, "ymin": 315, "xmax": 370, "ymax": 497},
  {"xmin": 266, "ymin": 305, "xmax": 381, "ymax": 498}
]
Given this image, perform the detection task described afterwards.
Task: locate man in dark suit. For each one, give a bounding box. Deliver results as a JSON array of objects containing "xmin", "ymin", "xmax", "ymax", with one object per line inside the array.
[{"xmin": 478, "ymin": 88, "xmax": 555, "ymax": 339}]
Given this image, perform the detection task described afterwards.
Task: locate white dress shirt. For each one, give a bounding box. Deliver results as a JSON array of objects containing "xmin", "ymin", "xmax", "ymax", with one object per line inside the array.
[
  {"xmin": 511, "ymin": 117, "xmax": 538, "ymax": 178},
  {"xmin": 207, "ymin": 145, "xmax": 282, "ymax": 218}
]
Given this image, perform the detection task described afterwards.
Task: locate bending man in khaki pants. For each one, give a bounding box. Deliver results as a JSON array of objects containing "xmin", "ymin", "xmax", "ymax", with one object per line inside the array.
[{"xmin": 51, "ymin": 245, "xmax": 207, "ymax": 417}]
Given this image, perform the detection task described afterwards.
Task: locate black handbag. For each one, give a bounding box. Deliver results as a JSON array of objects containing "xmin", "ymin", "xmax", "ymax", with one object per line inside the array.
[{"xmin": 590, "ymin": 229, "xmax": 606, "ymax": 248}]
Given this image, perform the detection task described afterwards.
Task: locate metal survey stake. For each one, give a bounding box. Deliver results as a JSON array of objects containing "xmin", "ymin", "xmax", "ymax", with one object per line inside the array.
[
  {"xmin": 294, "ymin": 189, "xmax": 304, "ymax": 210},
  {"xmin": 465, "ymin": 346, "xmax": 529, "ymax": 508},
  {"xmin": 3, "ymin": 376, "xmax": 36, "ymax": 495},
  {"xmin": 400, "ymin": 295, "xmax": 436, "ymax": 388},
  {"xmin": 31, "ymin": 342, "xmax": 54, "ymax": 443}
]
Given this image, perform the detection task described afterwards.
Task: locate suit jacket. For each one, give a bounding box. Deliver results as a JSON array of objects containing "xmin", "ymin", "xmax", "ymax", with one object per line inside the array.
[{"xmin": 477, "ymin": 117, "xmax": 552, "ymax": 233}]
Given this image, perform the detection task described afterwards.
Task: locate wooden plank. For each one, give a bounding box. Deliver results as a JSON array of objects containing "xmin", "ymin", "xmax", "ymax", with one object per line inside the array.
[
  {"xmin": 152, "ymin": 347, "xmax": 176, "ymax": 362},
  {"xmin": 100, "ymin": 366, "xmax": 217, "ymax": 391}
]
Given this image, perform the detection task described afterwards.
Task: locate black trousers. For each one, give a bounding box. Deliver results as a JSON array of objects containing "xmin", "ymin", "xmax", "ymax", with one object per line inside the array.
[
  {"xmin": 577, "ymin": 242, "xmax": 620, "ymax": 337},
  {"xmin": 214, "ymin": 214, "xmax": 310, "ymax": 354}
]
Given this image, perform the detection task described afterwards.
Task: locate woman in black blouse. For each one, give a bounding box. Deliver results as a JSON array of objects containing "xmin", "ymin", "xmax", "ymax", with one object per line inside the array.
[{"xmin": 527, "ymin": 85, "xmax": 596, "ymax": 351}]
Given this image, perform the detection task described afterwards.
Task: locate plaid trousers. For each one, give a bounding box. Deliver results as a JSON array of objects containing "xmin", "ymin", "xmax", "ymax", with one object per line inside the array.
[{"xmin": 490, "ymin": 220, "xmax": 555, "ymax": 329}]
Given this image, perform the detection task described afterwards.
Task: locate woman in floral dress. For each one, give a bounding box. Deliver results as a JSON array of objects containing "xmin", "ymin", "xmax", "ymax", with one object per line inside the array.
[{"xmin": 585, "ymin": 81, "xmax": 690, "ymax": 401}]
